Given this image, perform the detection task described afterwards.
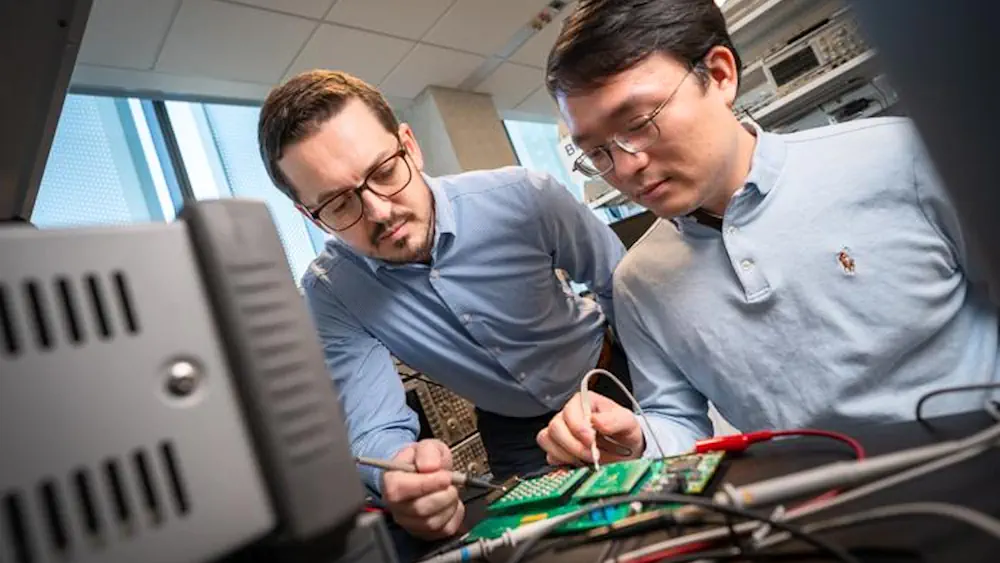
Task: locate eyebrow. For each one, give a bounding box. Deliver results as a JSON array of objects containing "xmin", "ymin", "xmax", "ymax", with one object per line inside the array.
[
  {"xmin": 571, "ymin": 96, "xmax": 645, "ymax": 147},
  {"xmin": 311, "ymin": 147, "xmax": 396, "ymax": 209}
]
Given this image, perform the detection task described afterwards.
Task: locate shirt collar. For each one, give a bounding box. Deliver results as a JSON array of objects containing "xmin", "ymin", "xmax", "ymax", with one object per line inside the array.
[
  {"xmin": 356, "ymin": 173, "xmax": 456, "ymax": 273},
  {"xmin": 672, "ymin": 122, "xmax": 786, "ymax": 235},
  {"xmin": 743, "ymin": 121, "xmax": 786, "ymax": 197}
]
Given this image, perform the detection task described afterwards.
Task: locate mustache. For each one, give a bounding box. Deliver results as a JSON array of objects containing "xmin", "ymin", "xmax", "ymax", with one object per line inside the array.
[{"xmin": 371, "ymin": 213, "xmax": 415, "ymax": 246}]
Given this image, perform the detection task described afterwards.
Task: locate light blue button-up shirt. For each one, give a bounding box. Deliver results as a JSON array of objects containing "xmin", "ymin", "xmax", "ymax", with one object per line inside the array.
[
  {"xmin": 614, "ymin": 118, "xmax": 1000, "ymax": 457},
  {"xmin": 301, "ymin": 166, "xmax": 625, "ymax": 491}
]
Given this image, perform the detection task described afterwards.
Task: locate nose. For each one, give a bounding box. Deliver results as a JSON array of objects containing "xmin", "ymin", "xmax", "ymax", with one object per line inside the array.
[
  {"xmin": 359, "ymin": 189, "xmax": 393, "ymax": 223},
  {"xmin": 610, "ymin": 146, "xmax": 650, "ymax": 182}
]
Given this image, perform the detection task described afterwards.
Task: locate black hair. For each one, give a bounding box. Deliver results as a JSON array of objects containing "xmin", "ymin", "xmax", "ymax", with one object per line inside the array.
[{"xmin": 546, "ymin": 0, "xmax": 742, "ymax": 97}]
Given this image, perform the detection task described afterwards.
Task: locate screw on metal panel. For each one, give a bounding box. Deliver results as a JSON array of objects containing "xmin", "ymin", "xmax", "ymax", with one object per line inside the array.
[{"xmin": 166, "ymin": 360, "xmax": 200, "ymax": 397}]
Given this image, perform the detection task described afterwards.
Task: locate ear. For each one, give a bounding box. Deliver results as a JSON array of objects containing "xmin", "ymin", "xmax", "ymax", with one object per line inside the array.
[
  {"xmin": 702, "ymin": 45, "xmax": 741, "ymax": 108},
  {"xmin": 397, "ymin": 123, "xmax": 425, "ymax": 172},
  {"xmin": 295, "ymin": 203, "xmax": 327, "ymax": 232}
]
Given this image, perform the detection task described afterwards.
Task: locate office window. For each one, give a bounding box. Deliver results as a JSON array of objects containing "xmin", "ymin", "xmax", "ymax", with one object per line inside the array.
[
  {"xmin": 32, "ymin": 95, "xmax": 172, "ymax": 228},
  {"xmin": 503, "ymin": 119, "xmax": 643, "ymax": 223},
  {"xmin": 166, "ymin": 101, "xmax": 327, "ymax": 283}
]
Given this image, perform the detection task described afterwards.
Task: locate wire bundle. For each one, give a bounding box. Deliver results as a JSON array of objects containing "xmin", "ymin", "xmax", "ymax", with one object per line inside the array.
[{"xmin": 418, "ymin": 380, "xmax": 1000, "ymax": 563}]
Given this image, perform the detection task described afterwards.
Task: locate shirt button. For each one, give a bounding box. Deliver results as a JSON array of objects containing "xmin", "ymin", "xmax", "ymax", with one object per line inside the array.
[
  {"xmin": 518, "ymin": 372, "xmax": 527, "ymax": 381},
  {"xmin": 494, "ymin": 347, "xmax": 502, "ymax": 355},
  {"xmin": 430, "ymin": 269, "xmax": 440, "ymax": 279},
  {"xmin": 544, "ymin": 394, "xmax": 553, "ymax": 402},
  {"xmin": 462, "ymin": 313, "xmax": 471, "ymax": 323},
  {"xmin": 740, "ymin": 259, "xmax": 754, "ymax": 271},
  {"xmin": 726, "ymin": 225, "xmax": 738, "ymax": 236}
]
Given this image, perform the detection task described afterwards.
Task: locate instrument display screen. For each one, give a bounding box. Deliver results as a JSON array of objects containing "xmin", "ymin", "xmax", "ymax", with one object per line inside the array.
[{"xmin": 770, "ymin": 47, "xmax": 821, "ymax": 87}]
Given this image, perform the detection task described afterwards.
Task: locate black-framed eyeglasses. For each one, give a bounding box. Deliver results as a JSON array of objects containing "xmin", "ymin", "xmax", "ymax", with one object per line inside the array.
[
  {"xmin": 572, "ymin": 67, "xmax": 694, "ymax": 178},
  {"xmin": 307, "ymin": 143, "xmax": 413, "ymax": 232}
]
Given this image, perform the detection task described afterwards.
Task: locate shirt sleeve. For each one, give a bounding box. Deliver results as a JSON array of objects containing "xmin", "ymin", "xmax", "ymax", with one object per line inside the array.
[
  {"xmin": 910, "ymin": 128, "xmax": 996, "ymax": 302},
  {"xmin": 614, "ymin": 274, "xmax": 714, "ymax": 457},
  {"xmin": 302, "ymin": 272, "xmax": 419, "ymax": 494},
  {"xmin": 527, "ymin": 169, "xmax": 626, "ymax": 325}
]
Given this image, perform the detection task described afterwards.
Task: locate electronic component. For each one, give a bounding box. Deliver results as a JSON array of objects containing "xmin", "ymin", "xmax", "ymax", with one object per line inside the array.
[
  {"xmin": 639, "ymin": 472, "xmax": 685, "ymax": 495},
  {"xmin": 572, "ymin": 459, "xmax": 652, "ymax": 500},
  {"xmin": 0, "ymin": 198, "xmax": 386, "ymax": 562},
  {"xmin": 423, "ymin": 381, "xmax": 478, "ymax": 445},
  {"xmin": 488, "ymin": 467, "xmax": 589, "ymax": 512},
  {"xmin": 398, "ymin": 362, "xmax": 478, "ymax": 446},
  {"xmin": 763, "ymin": 8, "xmax": 868, "ymax": 95},
  {"xmin": 450, "ymin": 432, "xmax": 490, "ymax": 477},
  {"xmin": 660, "ymin": 451, "xmax": 726, "ymax": 494},
  {"xmin": 733, "ymin": 6, "xmax": 873, "ymax": 121},
  {"xmin": 466, "ymin": 453, "xmax": 726, "ymax": 541}
]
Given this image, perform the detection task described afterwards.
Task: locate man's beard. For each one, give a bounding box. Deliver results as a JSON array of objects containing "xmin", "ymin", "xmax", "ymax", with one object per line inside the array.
[{"xmin": 372, "ymin": 212, "xmax": 433, "ymax": 264}]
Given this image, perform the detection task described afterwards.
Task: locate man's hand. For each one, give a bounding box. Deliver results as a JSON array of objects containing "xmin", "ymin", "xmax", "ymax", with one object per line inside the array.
[
  {"xmin": 536, "ymin": 391, "xmax": 644, "ymax": 466},
  {"xmin": 382, "ymin": 439, "xmax": 465, "ymax": 540}
]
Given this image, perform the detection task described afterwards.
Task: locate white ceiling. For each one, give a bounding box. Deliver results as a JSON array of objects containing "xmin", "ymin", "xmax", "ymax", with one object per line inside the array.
[{"xmin": 72, "ymin": 0, "xmax": 573, "ymax": 120}]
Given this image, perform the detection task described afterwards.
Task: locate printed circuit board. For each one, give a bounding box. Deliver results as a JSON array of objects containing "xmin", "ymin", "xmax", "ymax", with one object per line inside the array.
[{"xmin": 465, "ymin": 451, "xmax": 725, "ymax": 541}]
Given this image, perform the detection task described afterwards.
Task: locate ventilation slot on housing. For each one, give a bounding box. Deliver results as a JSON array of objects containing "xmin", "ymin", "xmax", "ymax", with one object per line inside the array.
[
  {"xmin": 113, "ymin": 271, "xmax": 139, "ymax": 335},
  {"xmin": 103, "ymin": 459, "xmax": 132, "ymax": 529},
  {"xmin": 57, "ymin": 277, "xmax": 85, "ymax": 345},
  {"xmin": 86, "ymin": 275, "xmax": 112, "ymax": 339},
  {"xmin": 72, "ymin": 468, "xmax": 102, "ymax": 540},
  {"xmin": 160, "ymin": 441, "xmax": 189, "ymax": 515},
  {"xmin": 132, "ymin": 450, "xmax": 162, "ymax": 525},
  {"xmin": 3, "ymin": 491, "xmax": 33, "ymax": 563},
  {"xmin": 24, "ymin": 281, "xmax": 53, "ymax": 351},
  {"xmin": 39, "ymin": 480, "xmax": 70, "ymax": 553},
  {"xmin": 0, "ymin": 282, "xmax": 20, "ymax": 356}
]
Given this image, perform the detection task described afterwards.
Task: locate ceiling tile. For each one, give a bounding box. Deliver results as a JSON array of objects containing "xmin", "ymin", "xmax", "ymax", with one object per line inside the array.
[
  {"xmin": 475, "ymin": 63, "xmax": 543, "ymax": 110},
  {"xmin": 285, "ymin": 24, "xmax": 413, "ymax": 84},
  {"xmin": 380, "ymin": 44, "xmax": 484, "ymax": 99},
  {"xmin": 155, "ymin": 1, "xmax": 315, "ymax": 84},
  {"xmin": 230, "ymin": 0, "xmax": 336, "ymax": 19},
  {"xmin": 78, "ymin": 0, "xmax": 181, "ymax": 70},
  {"xmin": 508, "ymin": 1, "xmax": 575, "ymax": 68},
  {"xmin": 326, "ymin": 0, "xmax": 454, "ymax": 40},
  {"xmin": 514, "ymin": 86, "xmax": 559, "ymax": 118},
  {"xmin": 423, "ymin": 0, "xmax": 548, "ymax": 56}
]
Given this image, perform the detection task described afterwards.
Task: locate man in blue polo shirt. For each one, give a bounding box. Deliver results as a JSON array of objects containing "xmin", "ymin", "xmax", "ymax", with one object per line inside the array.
[
  {"xmin": 536, "ymin": 0, "xmax": 999, "ymax": 467},
  {"xmin": 257, "ymin": 70, "xmax": 626, "ymax": 539}
]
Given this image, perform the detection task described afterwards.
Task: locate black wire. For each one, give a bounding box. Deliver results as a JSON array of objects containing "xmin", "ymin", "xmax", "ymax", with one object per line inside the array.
[
  {"xmin": 502, "ymin": 492, "xmax": 860, "ymax": 563},
  {"xmin": 659, "ymin": 546, "xmax": 924, "ymax": 563},
  {"xmin": 914, "ymin": 382, "xmax": 1000, "ymax": 423},
  {"xmin": 724, "ymin": 511, "xmax": 752, "ymax": 560}
]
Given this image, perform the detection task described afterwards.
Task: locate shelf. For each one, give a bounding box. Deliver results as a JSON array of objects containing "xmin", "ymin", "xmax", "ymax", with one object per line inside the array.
[
  {"xmin": 587, "ymin": 189, "xmax": 630, "ymax": 209},
  {"xmin": 753, "ymin": 49, "xmax": 879, "ymax": 125},
  {"xmin": 727, "ymin": 0, "xmax": 816, "ymax": 50}
]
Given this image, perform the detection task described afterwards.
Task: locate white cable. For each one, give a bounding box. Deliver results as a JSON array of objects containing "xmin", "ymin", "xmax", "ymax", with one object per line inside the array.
[
  {"xmin": 784, "ymin": 443, "xmax": 993, "ymax": 520},
  {"xmin": 611, "ymin": 424, "xmax": 1000, "ymax": 562},
  {"xmin": 985, "ymin": 399, "xmax": 1000, "ymax": 422},
  {"xmin": 417, "ymin": 512, "xmax": 582, "ymax": 563},
  {"xmin": 714, "ymin": 420, "xmax": 1000, "ymax": 510},
  {"xmin": 580, "ymin": 368, "xmax": 667, "ymax": 468},
  {"xmin": 757, "ymin": 501, "xmax": 1000, "ymax": 551}
]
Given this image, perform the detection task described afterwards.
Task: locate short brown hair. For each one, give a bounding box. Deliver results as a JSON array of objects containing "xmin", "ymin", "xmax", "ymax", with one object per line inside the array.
[{"xmin": 258, "ymin": 70, "xmax": 400, "ymax": 201}]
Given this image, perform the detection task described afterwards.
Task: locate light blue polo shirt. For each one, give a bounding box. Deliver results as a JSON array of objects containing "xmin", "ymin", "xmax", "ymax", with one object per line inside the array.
[{"xmin": 614, "ymin": 117, "xmax": 999, "ymax": 456}]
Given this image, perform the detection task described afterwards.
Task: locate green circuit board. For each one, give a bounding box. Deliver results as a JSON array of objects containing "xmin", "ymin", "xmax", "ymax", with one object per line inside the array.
[
  {"xmin": 572, "ymin": 459, "xmax": 652, "ymax": 500},
  {"xmin": 487, "ymin": 467, "xmax": 589, "ymax": 512},
  {"xmin": 465, "ymin": 451, "xmax": 725, "ymax": 541}
]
